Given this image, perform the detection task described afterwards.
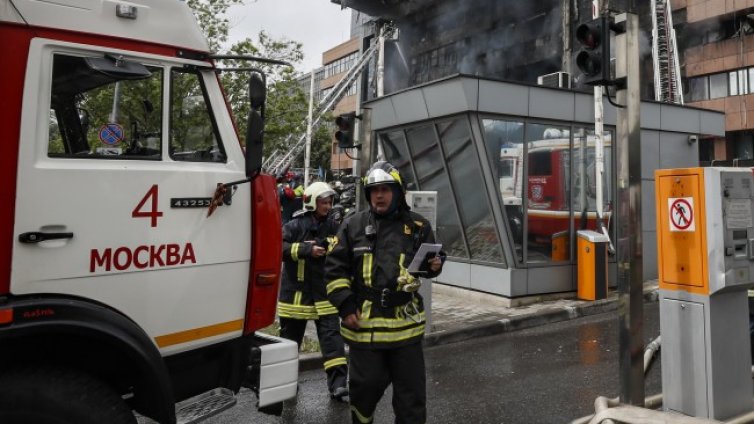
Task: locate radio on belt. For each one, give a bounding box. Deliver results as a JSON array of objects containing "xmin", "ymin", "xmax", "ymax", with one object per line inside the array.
[{"xmin": 655, "ymin": 167, "xmax": 754, "ymax": 420}]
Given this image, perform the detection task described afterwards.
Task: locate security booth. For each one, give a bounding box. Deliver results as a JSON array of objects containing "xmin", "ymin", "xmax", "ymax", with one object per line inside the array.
[
  {"xmin": 363, "ymin": 75, "xmax": 725, "ymax": 299},
  {"xmin": 656, "ymin": 167, "xmax": 754, "ymax": 420}
]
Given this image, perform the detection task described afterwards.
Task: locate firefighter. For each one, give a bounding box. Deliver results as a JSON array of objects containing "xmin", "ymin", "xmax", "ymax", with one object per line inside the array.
[
  {"xmin": 278, "ymin": 181, "xmax": 349, "ymax": 400},
  {"xmin": 325, "ymin": 161, "xmax": 445, "ymax": 424},
  {"xmin": 278, "ymin": 172, "xmax": 298, "ymax": 224}
]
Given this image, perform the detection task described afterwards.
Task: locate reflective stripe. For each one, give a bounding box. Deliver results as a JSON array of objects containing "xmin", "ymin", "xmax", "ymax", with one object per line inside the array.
[
  {"xmin": 154, "ymin": 319, "xmax": 243, "ymax": 348},
  {"xmin": 323, "ymin": 357, "xmax": 347, "ymax": 370},
  {"xmin": 297, "ymin": 260, "xmax": 305, "ymax": 282},
  {"xmin": 278, "ymin": 302, "xmax": 318, "ymax": 320},
  {"xmin": 340, "ymin": 323, "xmax": 425, "ymax": 343},
  {"xmin": 315, "ymin": 300, "xmax": 338, "ymax": 315},
  {"xmin": 362, "ymin": 253, "xmax": 373, "ymax": 287},
  {"xmin": 350, "ymin": 405, "xmax": 373, "ymax": 424},
  {"xmin": 361, "ymin": 300, "xmax": 372, "ymax": 320},
  {"xmin": 326, "ymin": 236, "xmax": 337, "ymax": 255},
  {"xmin": 291, "ymin": 242, "xmax": 300, "ymax": 261},
  {"xmin": 294, "ymin": 291, "xmax": 303, "ymax": 305},
  {"xmin": 357, "ymin": 312, "xmax": 426, "ymax": 329},
  {"xmin": 327, "ymin": 278, "xmax": 351, "ymax": 294}
]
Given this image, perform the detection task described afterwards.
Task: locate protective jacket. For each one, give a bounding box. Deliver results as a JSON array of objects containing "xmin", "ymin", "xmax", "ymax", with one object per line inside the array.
[
  {"xmin": 325, "ymin": 207, "xmax": 440, "ymax": 349},
  {"xmin": 279, "ymin": 211, "xmax": 339, "ymax": 320}
]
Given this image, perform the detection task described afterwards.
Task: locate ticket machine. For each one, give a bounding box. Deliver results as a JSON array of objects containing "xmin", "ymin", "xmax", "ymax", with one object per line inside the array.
[{"xmin": 656, "ymin": 167, "xmax": 754, "ymax": 420}]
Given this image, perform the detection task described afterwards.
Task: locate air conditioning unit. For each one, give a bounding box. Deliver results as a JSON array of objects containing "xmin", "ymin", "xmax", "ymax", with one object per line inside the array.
[{"xmin": 537, "ymin": 71, "xmax": 572, "ymax": 89}]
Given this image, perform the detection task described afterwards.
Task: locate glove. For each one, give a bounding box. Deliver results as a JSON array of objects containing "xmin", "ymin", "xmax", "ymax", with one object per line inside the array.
[{"xmin": 397, "ymin": 268, "xmax": 421, "ymax": 293}]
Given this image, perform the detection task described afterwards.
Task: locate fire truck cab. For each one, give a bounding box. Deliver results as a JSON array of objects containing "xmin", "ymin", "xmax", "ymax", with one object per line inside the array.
[{"xmin": 0, "ymin": 1, "xmax": 297, "ymax": 423}]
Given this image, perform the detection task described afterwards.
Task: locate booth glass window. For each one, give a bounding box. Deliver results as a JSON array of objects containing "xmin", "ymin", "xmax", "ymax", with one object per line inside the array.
[
  {"xmin": 438, "ymin": 118, "xmax": 503, "ymax": 263},
  {"xmin": 526, "ymin": 123, "xmax": 571, "ymax": 264},
  {"xmin": 405, "ymin": 125, "xmax": 469, "ymax": 259},
  {"xmin": 482, "ymin": 118, "xmax": 525, "ymax": 263},
  {"xmin": 571, "ymin": 128, "xmax": 613, "ymax": 241},
  {"xmin": 379, "ymin": 130, "xmax": 418, "ymax": 190}
]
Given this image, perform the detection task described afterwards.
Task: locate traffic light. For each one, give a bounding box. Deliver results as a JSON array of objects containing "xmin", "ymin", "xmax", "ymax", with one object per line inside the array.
[
  {"xmin": 575, "ymin": 16, "xmax": 611, "ymax": 86},
  {"xmin": 335, "ymin": 112, "xmax": 356, "ymax": 148}
]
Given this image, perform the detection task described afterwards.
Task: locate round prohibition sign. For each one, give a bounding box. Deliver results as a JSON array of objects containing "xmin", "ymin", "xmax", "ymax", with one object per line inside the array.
[
  {"xmin": 98, "ymin": 123, "xmax": 125, "ymax": 146},
  {"xmin": 670, "ymin": 198, "xmax": 693, "ymax": 230}
]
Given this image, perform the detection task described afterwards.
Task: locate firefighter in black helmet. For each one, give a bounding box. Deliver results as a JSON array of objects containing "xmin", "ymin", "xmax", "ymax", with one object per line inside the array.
[
  {"xmin": 325, "ymin": 161, "xmax": 445, "ymax": 423},
  {"xmin": 279, "ymin": 181, "xmax": 348, "ymax": 401}
]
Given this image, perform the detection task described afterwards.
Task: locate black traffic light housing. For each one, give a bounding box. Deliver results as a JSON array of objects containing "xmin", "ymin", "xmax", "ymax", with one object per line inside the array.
[
  {"xmin": 335, "ymin": 112, "xmax": 360, "ymax": 149},
  {"xmin": 575, "ymin": 16, "xmax": 612, "ymax": 86}
]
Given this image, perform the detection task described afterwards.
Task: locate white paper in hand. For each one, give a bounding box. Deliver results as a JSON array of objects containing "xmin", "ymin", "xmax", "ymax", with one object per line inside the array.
[{"xmin": 408, "ymin": 243, "xmax": 443, "ymax": 273}]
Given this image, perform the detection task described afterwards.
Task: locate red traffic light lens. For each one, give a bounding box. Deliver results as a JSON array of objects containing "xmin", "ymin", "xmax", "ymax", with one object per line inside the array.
[{"xmin": 576, "ymin": 23, "xmax": 600, "ymax": 50}]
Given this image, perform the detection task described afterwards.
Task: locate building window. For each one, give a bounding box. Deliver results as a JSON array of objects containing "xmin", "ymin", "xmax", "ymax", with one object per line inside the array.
[
  {"xmin": 571, "ymin": 127, "xmax": 613, "ymax": 248},
  {"xmin": 709, "ymin": 73, "xmax": 728, "ymax": 99},
  {"xmin": 526, "ymin": 124, "xmax": 571, "ymax": 264},
  {"xmin": 687, "ymin": 76, "xmax": 709, "ymax": 102},
  {"xmin": 325, "ymin": 51, "xmax": 359, "ymax": 78},
  {"xmin": 438, "ymin": 118, "xmax": 504, "ymax": 264},
  {"xmin": 404, "ymin": 124, "xmax": 469, "ymax": 260},
  {"xmin": 482, "ymin": 118, "xmax": 525, "ymax": 263},
  {"xmin": 729, "ymin": 69, "xmax": 750, "ymax": 96},
  {"xmin": 379, "ymin": 130, "xmax": 416, "ymax": 190}
]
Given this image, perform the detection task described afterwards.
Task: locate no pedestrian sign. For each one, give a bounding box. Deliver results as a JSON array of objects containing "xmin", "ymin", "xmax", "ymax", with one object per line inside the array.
[{"xmin": 668, "ymin": 197, "xmax": 695, "ymax": 232}]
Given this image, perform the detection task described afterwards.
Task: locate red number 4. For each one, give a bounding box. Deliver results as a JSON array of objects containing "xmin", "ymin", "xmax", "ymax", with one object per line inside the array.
[{"xmin": 133, "ymin": 185, "xmax": 163, "ymax": 228}]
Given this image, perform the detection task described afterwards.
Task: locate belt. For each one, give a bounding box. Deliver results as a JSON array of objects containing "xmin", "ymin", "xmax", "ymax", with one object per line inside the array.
[{"xmin": 360, "ymin": 286, "xmax": 412, "ymax": 308}]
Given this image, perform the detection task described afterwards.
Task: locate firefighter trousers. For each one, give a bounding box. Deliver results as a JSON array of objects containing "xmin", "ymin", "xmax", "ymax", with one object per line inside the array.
[
  {"xmin": 348, "ymin": 342, "xmax": 426, "ymax": 424},
  {"xmin": 279, "ymin": 315, "xmax": 347, "ymax": 394}
]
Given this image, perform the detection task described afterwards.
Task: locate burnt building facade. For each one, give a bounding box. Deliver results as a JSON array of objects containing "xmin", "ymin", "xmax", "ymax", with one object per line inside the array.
[
  {"xmin": 672, "ymin": 0, "xmax": 754, "ymax": 162},
  {"xmin": 337, "ymin": 0, "xmax": 653, "ymax": 98}
]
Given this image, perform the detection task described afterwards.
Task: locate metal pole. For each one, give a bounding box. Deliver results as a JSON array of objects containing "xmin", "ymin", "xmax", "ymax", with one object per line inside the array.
[
  {"xmin": 304, "ymin": 70, "xmax": 315, "ymax": 188},
  {"xmin": 376, "ymin": 24, "xmax": 386, "ymax": 161},
  {"xmin": 593, "ymin": 0, "xmax": 605, "ymax": 224},
  {"xmin": 110, "ymin": 82, "xmax": 121, "ymax": 122},
  {"xmin": 615, "ymin": 12, "xmax": 644, "ymax": 406}
]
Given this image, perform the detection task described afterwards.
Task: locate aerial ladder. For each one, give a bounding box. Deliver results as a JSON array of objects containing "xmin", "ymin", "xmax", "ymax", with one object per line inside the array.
[
  {"xmin": 651, "ymin": 0, "xmax": 684, "ymax": 104},
  {"xmin": 263, "ymin": 33, "xmax": 387, "ymax": 177}
]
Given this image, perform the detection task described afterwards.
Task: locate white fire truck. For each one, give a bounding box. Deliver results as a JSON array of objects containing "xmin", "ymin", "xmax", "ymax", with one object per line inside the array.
[{"xmin": 0, "ymin": 1, "xmax": 298, "ymax": 423}]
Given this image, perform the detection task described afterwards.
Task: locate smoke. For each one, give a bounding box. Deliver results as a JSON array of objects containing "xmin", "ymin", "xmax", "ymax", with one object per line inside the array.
[{"xmin": 385, "ymin": 0, "xmax": 565, "ymax": 89}]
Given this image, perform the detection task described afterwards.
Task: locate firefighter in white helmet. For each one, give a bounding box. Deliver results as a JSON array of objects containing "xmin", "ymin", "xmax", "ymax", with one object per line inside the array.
[
  {"xmin": 278, "ymin": 181, "xmax": 348, "ymax": 400},
  {"xmin": 325, "ymin": 161, "xmax": 445, "ymax": 423}
]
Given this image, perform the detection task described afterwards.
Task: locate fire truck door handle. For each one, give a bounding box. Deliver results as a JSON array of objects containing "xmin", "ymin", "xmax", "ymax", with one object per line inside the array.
[{"xmin": 18, "ymin": 232, "xmax": 74, "ymax": 244}]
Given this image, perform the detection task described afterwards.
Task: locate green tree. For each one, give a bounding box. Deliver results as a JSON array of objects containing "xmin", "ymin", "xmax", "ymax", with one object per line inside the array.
[{"xmin": 187, "ymin": 0, "xmax": 332, "ymax": 172}]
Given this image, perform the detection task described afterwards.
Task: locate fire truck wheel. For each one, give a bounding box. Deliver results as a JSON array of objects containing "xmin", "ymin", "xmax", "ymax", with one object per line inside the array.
[{"xmin": 0, "ymin": 366, "xmax": 136, "ymax": 424}]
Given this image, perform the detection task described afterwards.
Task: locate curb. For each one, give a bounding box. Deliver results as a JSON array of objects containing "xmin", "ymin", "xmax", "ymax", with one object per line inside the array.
[{"xmin": 298, "ymin": 289, "xmax": 658, "ymax": 372}]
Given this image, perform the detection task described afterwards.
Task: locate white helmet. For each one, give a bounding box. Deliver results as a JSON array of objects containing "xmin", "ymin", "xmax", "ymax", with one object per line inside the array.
[{"xmin": 303, "ymin": 182, "xmax": 336, "ymax": 211}]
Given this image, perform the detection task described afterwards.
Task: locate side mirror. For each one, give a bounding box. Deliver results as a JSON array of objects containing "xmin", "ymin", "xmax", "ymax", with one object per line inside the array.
[
  {"xmin": 249, "ymin": 72, "xmax": 266, "ymax": 111},
  {"xmin": 246, "ymin": 72, "xmax": 266, "ymax": 177}
]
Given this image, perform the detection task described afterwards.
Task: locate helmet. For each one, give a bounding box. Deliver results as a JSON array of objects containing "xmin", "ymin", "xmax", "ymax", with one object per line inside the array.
[
  {"xmin": 303, "ymin": 182, "xmax": 336, "ymax": 212},
  {"xmin": 364, "ymin": 161, "xmax": 403, "ymax": 191},
  {"xmin": 363, "ymin": 161, "xmax": 406, "ymax": 209}
]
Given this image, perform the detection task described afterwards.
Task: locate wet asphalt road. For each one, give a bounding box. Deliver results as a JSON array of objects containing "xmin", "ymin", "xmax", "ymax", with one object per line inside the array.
[{"xmin": 205, "ymin": 302, "xmax": 662, "ymax": 424}]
